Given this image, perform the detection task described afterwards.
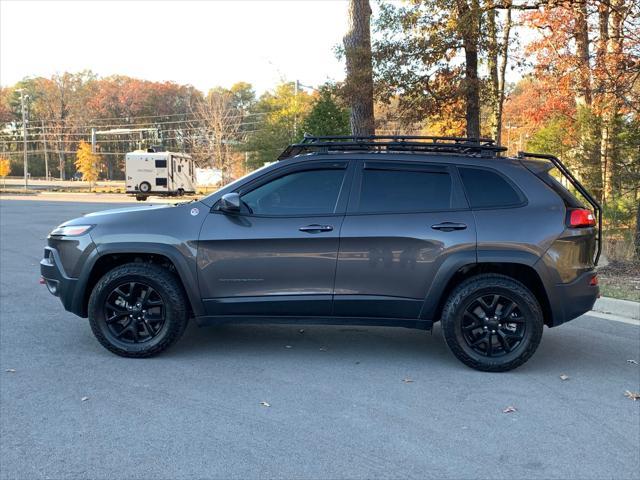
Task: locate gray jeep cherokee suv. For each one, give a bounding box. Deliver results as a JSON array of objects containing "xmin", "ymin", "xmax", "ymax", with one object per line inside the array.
[{"xmin": 40, "ymin": 136, "xmax": 601, "ymax": 371}]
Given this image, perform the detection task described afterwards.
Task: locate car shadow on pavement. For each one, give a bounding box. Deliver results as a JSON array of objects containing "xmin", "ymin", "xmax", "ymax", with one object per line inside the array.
[{"xmin": 166, "ymin": 320, "xmax": 458, "ymax": 365}]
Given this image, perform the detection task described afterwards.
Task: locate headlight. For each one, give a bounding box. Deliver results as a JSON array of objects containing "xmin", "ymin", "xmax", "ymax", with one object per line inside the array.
[{"xmin": 50, "ymin": 225, "xmax": 94, "ymax": 237}]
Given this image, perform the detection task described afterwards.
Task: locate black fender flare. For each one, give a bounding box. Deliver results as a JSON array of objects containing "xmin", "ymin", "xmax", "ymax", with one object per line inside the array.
[
  {"xmin": 73, "ymin": 242, "xmax": 205, "ymax": 317},
  {"xmin": 419, "ymin": 250, "xmax": 557, "ymax": 322}
]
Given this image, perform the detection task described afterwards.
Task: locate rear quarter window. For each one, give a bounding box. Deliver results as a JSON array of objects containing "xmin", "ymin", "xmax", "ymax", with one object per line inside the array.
[{"xmin": 458, "ymin": 167, "xmax": 524, "ymax": 208}]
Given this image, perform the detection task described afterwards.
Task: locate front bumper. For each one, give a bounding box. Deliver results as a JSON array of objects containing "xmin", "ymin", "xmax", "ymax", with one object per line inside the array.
[{"xmin": 40, "ymin": 246, "xmax": 81, "ymax": 315}]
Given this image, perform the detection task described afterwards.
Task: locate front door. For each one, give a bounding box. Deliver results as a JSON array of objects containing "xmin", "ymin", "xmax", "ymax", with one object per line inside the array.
[
  {"xmin": 198, "ymin": 160, "xmax": 352, "ymax": 317},
  {"xmin": 333, "ymin": 160, "xmax": 476, "ymax": 319}
]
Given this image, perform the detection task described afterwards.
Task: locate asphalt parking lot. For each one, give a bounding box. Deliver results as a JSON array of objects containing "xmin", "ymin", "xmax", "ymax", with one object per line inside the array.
[{"xmin": 1, "ymin": 198, "xmax": 639, "ymax": 480}]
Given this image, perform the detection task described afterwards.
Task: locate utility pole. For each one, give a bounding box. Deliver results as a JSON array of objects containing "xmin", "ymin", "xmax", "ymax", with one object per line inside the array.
[
  {"xmin": 293, "ymin": 80, "xmax": 299, "ymax": 139},
  {"xmin": 18, "ymin": 89, "xmax": 28, "ymax": 189},
  {"xmin": 42, "ymin": 121, "xmax": 49, "ymax": 181}
]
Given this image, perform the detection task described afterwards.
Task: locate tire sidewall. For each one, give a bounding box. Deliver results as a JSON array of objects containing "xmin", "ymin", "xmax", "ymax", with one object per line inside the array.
[
  {"xmin": 443, "ymin": 277, "xmax": 544, "ymax": 371},
  {"xmin": 139, "ymin": 181, "xmax": 151, "ymax": 193},
  {"xmin": 88, "ymin": 267, "xmax": 184, "ymax": 356}
]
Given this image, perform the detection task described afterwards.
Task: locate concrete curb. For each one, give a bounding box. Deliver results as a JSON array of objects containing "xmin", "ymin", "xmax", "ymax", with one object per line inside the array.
[{"xmin": 592, "ymin": 297, "xmax": 640, "ymax": 320}]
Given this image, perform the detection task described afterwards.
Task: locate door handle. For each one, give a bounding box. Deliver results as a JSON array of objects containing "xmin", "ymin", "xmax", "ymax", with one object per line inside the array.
[
  {"xmin": 431, "ymin": 222, "xmax": 467, "ymax": 232},
  {"xmin": 299, "ymin": 224, "xmax": 334, "ymax": 233}
]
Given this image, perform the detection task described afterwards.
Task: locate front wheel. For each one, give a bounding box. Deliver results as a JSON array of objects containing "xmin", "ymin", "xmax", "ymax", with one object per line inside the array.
[
  {"xmin": 88, "ymin": 263, "xmax": 189, "ymax": 357},
  {"xmin": 441, "ymin": 274, "xmax": 543, "ymax": 372}
]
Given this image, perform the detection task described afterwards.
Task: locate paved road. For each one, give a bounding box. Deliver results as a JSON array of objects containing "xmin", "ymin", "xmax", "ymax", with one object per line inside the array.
[{"xmin": 1, "ymin": 199, "xmax": 639, "ymax": 480}]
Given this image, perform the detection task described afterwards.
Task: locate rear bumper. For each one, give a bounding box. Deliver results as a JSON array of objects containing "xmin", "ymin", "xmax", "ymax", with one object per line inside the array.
[
  {"xmin": 548, "ymin": 270, "xmax": 599, "ymax": 327},
  {"xmin": 40, "ymin": 247, "xmax": 82, "ymax": 316}
]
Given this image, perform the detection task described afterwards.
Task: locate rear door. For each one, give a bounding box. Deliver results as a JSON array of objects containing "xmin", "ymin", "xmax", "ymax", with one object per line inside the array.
[
  {"xmin": 198, "ymin": 160, "xmax": 353, "ymax": 317},
  {"xmin": 333, "ymin": 159, "xmax": 476, "ymax": 319}
]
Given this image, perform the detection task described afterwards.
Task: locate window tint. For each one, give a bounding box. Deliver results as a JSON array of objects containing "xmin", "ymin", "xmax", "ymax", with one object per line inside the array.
[
  {"xmin": 358, "ymin": 168, "xmax": 452, "ymax": 213},
  {"xmin": 241, "ymin": 169, "xmax": 345, "ymax": 216},
  {"xmin": 155, "ymin": 159, "xmax": 167, "ymax": 168},
  {"xmin": 459, "ymin": 167, "xmax": 522, "ymax": 208}
]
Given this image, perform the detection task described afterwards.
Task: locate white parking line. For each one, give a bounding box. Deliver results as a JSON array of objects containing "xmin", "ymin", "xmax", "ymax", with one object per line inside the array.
[{"xmin": 586, "ymin": 311, "xmax": 640, "ymax": 326}]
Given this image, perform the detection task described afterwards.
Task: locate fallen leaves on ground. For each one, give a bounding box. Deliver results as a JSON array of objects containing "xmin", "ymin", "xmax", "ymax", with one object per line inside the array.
[
  {"xmin": 298, "ymin": 329, "xmax": 305, "ymax": 334},
  {"xmin": 502, "ymin": 406, "xmax": 517, "ymax": 413},
  {"xmin": 260, "ymin": 401, "xmax": 271, "ymax": 407},
  {"xmin": 627, "ymin": 359, "xmax": 638, "ymax": 365},
  {"xmin": 5, "ymin": 369, "xmax": 16, "ymax": 373},
  {"xmin": 81, "ymin": 396, "xmax": 89, "ymax": 402},
  {"xmin": 284, "ymin": 345, "xmax": 292, "ymax": 349},
  {"xmin": 402, "ymin": 378, "xmax": 414, "ymax": 383},
  {"xmin": 560, "ymin": 374, "xmax": 570, "ymax": 381},
  {"xmin": 319, "ymin": 346, "xmax": 328, "ymax": 351},
  {"xmin": 624, "ymin": 391, "xmax": 640, "ymax": 401}
]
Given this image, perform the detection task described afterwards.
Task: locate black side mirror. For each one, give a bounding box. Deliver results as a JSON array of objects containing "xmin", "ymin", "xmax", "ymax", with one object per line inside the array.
[{"xmin": 219, "ymin": 192, "xmax": 241, "ymax": 213}]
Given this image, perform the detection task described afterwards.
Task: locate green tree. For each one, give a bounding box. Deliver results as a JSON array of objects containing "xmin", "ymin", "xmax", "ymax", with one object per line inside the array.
[
  {"xmin": 244, "ymin": 82, "xmax": 313, "ymax": 167},
  {"xmin": 301, "ymin": 86, "xmax": 350, "ymax": 137}
]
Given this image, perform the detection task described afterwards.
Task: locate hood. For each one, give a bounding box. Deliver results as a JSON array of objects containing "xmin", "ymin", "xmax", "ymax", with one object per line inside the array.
[{"xmin": 82, "ymin": 203, "xmax": 172, "ymax": 218}]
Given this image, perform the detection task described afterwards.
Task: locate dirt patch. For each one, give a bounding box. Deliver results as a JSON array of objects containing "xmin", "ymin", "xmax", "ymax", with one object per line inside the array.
[{"xmin": 598, "ymin": 260, "xmax": 640, "ymax": 302}]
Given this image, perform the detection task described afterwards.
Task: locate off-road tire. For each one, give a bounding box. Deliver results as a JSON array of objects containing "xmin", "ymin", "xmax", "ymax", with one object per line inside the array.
[
  {"xmin": 441, "ymin": 274, "xmax": 544, "ymax": 372},
  {"xmin": 88, "ymin": 263, "xmax": 189, "ymax": 358}
]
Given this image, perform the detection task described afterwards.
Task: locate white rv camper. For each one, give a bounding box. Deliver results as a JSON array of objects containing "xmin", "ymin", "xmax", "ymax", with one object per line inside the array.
[{"xmin": 125, "ymin": 150, "xmax": 196, "ymax": 201}]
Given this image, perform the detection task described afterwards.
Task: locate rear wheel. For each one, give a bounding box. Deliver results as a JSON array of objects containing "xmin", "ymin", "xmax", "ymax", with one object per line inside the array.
[
  {"xmin": 138, "ymin": 181, "xmax": 151, "ymax": 194},
  {"xmin": 441, "ymin": 274, "xmax": 543, "ymax": 372},
  {"xmin": 88, "ymin": 263, "xmax": 189, "ymax": 357}
]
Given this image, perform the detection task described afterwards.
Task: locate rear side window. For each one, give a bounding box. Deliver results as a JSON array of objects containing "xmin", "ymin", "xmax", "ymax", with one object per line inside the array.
[
  {"xmin": 459, "ymin": 167, "xmax": 523, "ymax": 208},
  {"xmin": 534, "ymin": 166, "xmax": 584, "ymax": 208},
  {"xmin": 357, "ymin": 166, "xmax": 452, "ymax": 213}
]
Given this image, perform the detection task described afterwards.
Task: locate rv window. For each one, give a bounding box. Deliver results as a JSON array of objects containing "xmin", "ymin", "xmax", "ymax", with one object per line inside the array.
[
  {"xmin": 156, "ymin": 178, "xmax": 167, "ymax": 186},
  {"xmin": 177, "ymin": 165, "xmax": 182, "ymax": 173},
  {"xmin": 155, "ymin": 159, "xmax": 167, "ymax": 168}
]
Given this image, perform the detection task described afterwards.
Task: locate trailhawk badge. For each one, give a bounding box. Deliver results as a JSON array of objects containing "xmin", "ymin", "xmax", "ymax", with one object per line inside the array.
[{"xmin": 190, "ymin": 207, "xmax": 199, "ymax": 216}]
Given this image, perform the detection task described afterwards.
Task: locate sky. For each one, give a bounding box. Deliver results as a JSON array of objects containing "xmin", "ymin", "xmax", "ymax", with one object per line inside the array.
[{"xmin": 0, "ymin": 0, "xmax": 351, "ymax": 94}]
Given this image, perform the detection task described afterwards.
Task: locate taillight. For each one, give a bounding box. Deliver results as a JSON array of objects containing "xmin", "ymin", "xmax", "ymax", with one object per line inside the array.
[
  {"xmin": 589, "ymin": 274, "xmax": 598, "ymax": 286},
  {"xmin": 567, "ymin": 208, "xmax": 596, "ymax": 228}
]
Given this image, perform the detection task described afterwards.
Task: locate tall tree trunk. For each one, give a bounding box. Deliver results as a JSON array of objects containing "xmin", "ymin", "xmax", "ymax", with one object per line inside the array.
[
  {"xmin": 496, "ymin": 7, "xmax": 511, "ymax": 146},
  {"xmin": 573, "ymin": 0, "xmax": 601, "ymax": 199},
  {"xmin": 600, "ymin": 0, "xmax": 624, "ymax": 204},
  {"xmin": 457, "ymin": 0, "xmax": 481, "ymax": 139},
  {"xmin": 486, "ymin": 2, "xmax": 500, "ymax": 142},
  {"xmin": 343, "ymin": 0, "xmax": 375, "ymax": 136}
]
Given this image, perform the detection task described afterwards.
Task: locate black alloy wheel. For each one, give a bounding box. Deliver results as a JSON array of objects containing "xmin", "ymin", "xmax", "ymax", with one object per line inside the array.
[
  {"xmin": 104, "ymin": 281, "xmax": 166, "ymax": 344},
  {"xmin": 461, "ymin": 294, "xmax": 526, "ymax": 357}
]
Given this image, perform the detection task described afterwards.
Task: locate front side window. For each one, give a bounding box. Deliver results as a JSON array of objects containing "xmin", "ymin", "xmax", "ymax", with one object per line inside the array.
[
  {"xmin": 357, "ymin": 167, "xmax": 452, "ymax": 213},
  {"xmin": 241, "ymin": 169, "xmax": 346, "ymax": 216},
  {"xmin": 155, "ymin": 159, "xmax": 167, "ymax": 168}
]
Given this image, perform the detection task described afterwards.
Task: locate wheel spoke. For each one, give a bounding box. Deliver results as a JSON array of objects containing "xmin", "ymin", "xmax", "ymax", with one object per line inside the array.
[
  {"xmin": 503, "ymin": 330, "xmax": 524, "ymax": 341},
  {"xmin": 140, "ymin": 287, "xmax": 152, "ymax": 308},
  {"xmin": 470, "ymin": 333, "xmax": 488, "ymax": 347},
  {"xmin": 500, "ymin": 301, "xmax": 516, "ymax": 319},
  {"xmin": 142, "ymin": 319, "xmax": 156, "ymax": 337},
  {"xmin": 486, "ymin": 332, "xmax": 493, "ymax": 356},
  {"xmin": 497, "ymin": 331, "xmax": 512, "ymax": 352},
  {"xmin": 462, "ymin": 312, "xmax": 480, "ymax": 331},
  {"xmin": 115, "ymin": 320, "xmax": 132, "ymax": 338},
  {"xmin": 506, "ymin": 315, "xmax": 525, "ymax": 324},
  {"xmin": 478, "ymin": 295, "xmax": 499, "ymax": 315},
  {"xmin": 130, "ymin": 322, "xmax": 140, "ymax": 342}
]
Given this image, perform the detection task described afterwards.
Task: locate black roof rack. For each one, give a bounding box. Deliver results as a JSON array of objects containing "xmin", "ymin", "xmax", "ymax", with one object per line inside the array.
[{"xmin": 277, "ymin": 135, "xmax": 507, "ymax": 160}]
